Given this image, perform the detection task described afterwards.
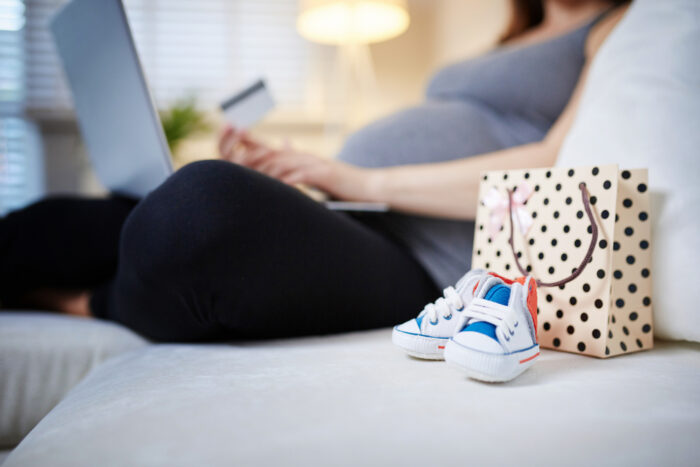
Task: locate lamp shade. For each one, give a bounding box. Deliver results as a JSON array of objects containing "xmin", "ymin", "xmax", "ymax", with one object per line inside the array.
[{"xmin": 297, "ymin": 0, "xmax": 410, "ymax": 45}]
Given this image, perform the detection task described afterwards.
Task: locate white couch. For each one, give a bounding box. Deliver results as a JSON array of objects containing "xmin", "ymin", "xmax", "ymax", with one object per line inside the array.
[
  {"xmin": 3, "ymin": 1, "xmax": 700, "ymax": 464},
  {"xmin": 1, "ymin": 312, "xmax": 699, "ymax": 466}
]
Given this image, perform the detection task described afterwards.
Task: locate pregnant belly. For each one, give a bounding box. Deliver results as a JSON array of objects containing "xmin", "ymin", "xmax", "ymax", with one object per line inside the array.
[{"xmin": 336, "ymin": 99, "xmax": 541, "ymax": 168}]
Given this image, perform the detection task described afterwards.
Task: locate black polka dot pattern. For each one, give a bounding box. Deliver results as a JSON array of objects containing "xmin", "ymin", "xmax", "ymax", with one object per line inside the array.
[
  {"xmin": 605, "ymin": 168, "xmax": 654, "ymax": 356},
  {"xmin": 471, "ymin": 166, "xmax": 653, "ymax": 357}
]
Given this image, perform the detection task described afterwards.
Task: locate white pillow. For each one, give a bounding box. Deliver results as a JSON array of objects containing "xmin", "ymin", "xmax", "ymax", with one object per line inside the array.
[
  {"xmin": 557, "ymin": 0, "xmax": 700, "ymax": 341},
  {"xmin": 0, "ymin": 312, "xmax": 147, "ymax": 447}
]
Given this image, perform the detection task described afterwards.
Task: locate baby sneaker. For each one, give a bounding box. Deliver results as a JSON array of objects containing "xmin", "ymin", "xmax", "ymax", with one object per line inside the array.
[
  {"xmin": 444, "ymin": 274, "xmax": 539, "ymax": 383},
  {"xmin": 392, "ymin": 269, "xmax": 487, "ymax": 360}
]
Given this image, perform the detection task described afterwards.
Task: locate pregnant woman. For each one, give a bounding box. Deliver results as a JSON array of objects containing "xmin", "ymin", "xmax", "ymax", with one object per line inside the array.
[{"xmin": 0, "ymin": 0, "xmax": 628, "ymax": 341}]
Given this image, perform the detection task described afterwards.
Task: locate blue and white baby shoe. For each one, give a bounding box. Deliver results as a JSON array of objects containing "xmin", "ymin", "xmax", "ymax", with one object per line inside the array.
[
  {"xmin": 444, "ymin": 274, "xmax": 540, "ymax": 383},
  {"xmin": 392, "ymin": 269, "xmax": 487, "ymax": 360}
]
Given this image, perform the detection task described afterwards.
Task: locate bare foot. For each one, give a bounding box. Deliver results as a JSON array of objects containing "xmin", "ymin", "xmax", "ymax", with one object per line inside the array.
[{"xmin": 25, "ymin": 289, "xmax": 93, "ymax": 318}]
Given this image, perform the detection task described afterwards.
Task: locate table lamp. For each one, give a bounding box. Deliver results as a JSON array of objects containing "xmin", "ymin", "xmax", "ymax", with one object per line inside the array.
[
  {"xmin": 297, "ymin": 0, "xmax": 410, "ymax": 45},
  {"xmin": 297, "ymin": 0, "xmax": 410, "ymax": 132}
]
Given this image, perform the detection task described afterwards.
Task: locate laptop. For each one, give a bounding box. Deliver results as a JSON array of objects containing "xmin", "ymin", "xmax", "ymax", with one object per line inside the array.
[
  {"xmin": 50, "ymin": 0, "xmax": 170, "ymax": 199},
  {"xmin": 50, "ymin": 0, "xmax": 388, "ymax": 211}
]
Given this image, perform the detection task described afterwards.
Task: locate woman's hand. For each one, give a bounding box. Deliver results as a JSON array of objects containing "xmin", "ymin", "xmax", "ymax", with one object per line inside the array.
[
  {"xmin": 217, "ymin": 125, "xmax": 381, "ymax": 202},
  {"xmin": 218, "ymin": 125, "xmax": 271, "ymax": 167}
]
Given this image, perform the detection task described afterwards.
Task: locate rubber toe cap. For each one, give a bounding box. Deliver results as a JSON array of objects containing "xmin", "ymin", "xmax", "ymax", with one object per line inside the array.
[{"xmin": 395, "ymin": 318, "xmax": 421, "ymax": 334}]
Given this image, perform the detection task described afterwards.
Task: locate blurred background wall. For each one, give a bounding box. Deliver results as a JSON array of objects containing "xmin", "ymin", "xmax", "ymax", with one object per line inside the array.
[{"xmin": 0, "ymin": 0, "xmax": 509, "ymax": 213}]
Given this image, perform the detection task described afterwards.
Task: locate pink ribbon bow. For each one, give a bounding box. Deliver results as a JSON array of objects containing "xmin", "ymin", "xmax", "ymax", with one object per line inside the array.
[{"xmin": 482, "ymin": 181, "xmax": 534, "ymax": 240}]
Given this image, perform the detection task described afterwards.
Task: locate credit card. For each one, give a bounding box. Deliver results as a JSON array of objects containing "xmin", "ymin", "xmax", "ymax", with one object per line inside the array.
[{"xmin": 220, "ymin": 79, "xmax": 275, "ymax": 129}]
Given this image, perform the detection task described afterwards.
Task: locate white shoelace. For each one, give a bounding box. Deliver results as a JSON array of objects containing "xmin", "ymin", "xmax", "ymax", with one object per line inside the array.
[
  {"xmin": 420, "ymin": 286, "xmax": 465, "ymax": 325},
  {"xmin": 461, "ymin": 298, "xmax": 519, "ymax": 351}
]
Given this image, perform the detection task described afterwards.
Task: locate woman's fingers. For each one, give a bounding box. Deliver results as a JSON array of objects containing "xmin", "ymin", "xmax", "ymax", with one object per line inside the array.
[
  {"xmin": 255, "ymin": 152, "xmax": 285, "ymax": 177},
  {"xmin": 218, "ymin": 125, "xmax": 264, "ymax": 163},
  {"xmin": 280, "ymin": 169, "xmax": 307, "ymax": 186},
  {"xmin": 217, "ymin": 130, "xmax": 330, "ymax": 190},
  {"xmin": 265, "ymin": 157, "xmax": 294, "ymax": 180},
  {"xmin": 218, "ymin": 126, "xmax": 236, "ymax": 160},
  {"xmin": 243, "ymin": 146, "xmax": 275, "ymax": 169},
  {"xmin": 274, "ymin": 156, "xmax": 326, "ymax": 187},
  {"xmin": 267, "ymin": 152, "xmax": 313, "ymax": 180},
  {"xmin": 238, "ymin": 130, "xmax": 261, "ymax": 147},
  {"xmin": 220, "ymin": 127, "xmax": 251, "ymax": 163}
]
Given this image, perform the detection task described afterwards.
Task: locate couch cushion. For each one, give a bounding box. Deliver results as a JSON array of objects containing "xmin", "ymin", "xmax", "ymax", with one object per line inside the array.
[
  {"xmin": 4, "ymin": 329, "xmax": 699, "ymax": 466},
  {"xmin": 556, "ymin": 0, "xmax": 700, "ymax": 341},
  {"xmin": 0, "ymin": 312, "xmax": 147, "ymax": 447}
]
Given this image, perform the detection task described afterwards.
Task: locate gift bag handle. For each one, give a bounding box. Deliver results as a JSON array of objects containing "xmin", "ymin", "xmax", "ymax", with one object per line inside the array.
[{"xmin": 508, "ymin": 182, "xmax": 598, "ymax": 288}]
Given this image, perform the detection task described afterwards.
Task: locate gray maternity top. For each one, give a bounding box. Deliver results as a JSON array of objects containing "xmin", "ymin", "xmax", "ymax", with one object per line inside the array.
[{"xmin": 337, "ymin": 14, "xmax": 608, "ymax": 289}]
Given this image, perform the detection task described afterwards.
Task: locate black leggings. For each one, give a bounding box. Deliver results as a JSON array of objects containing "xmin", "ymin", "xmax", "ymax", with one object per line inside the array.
[{"xmin": 1, "ymin": 160, "xmax": 439, "ymax": 341}]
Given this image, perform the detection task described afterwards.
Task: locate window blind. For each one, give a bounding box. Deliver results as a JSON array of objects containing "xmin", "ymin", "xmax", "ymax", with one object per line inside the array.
[
  {"xmin": 0, "ymin": 118, "xmax": 25, "ymax": 213},
  {"xmin": 0, "ymin": 0, "xmax": 29, "ymax": 214},
  {"xmin": 24, "ymin": 0, "xmax": 332, "ymax": 113}
]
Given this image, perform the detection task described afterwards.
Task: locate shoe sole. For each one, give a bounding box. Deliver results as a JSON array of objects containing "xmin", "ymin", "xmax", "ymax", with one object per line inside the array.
[
  {"xmin": 444, "ymin": 339, "xmax": 539, "ymax": 383},
  {"xmin": 391, "ymin": 327, "xmax": 448, "ymax": 360}
]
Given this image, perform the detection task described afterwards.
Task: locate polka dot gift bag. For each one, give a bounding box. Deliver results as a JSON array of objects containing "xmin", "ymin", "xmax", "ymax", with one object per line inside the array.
[{"xmin": 471, "ymin": 165, "xmax": 652, "ymax": 357}]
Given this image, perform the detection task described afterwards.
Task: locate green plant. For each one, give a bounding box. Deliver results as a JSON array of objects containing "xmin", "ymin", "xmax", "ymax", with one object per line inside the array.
[{"xmin": 159, "ymin": 97, "xmax": 211, "ymax": 156}]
